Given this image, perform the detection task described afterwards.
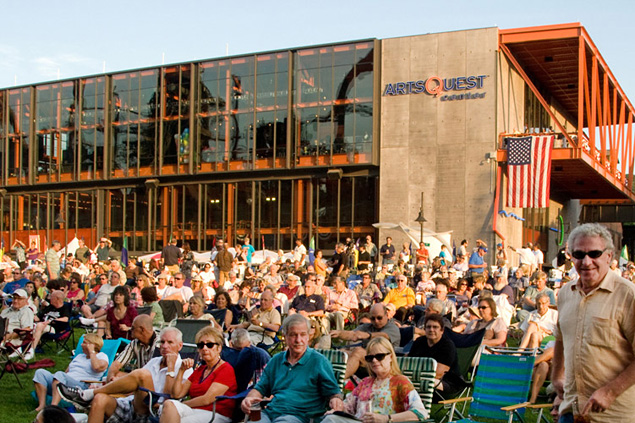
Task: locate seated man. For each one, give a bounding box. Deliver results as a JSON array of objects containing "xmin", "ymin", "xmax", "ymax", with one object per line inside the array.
[
  {"xmin": 353, "ymin": 273, "xmax": 381, "ymax": 309},
  {"xmin": 382, "ymin": 275, "xmax": 415, "ymax": 323},
  {"xmin": 31, "ymin": 290, "xmax": 71, "ymax": 357},
  {"xmin": 58, "ymin": 327, "xmax": 193, "ymax": 423},
  {"xmin": 331, "ymin": 303, "xmax": 400, "ymax": 378},
  {"xmin": 222, "ymin": 328, "xmax": 270, "ymax": 392},
  {"xmin": 288, "ymin": 277, "xmax": 329, "ymax": 348},
  {"xmin": 162, "ymin": 272, "xmax": 194, "ymax": 314},
  {"xmin": 515, "ymin": 271, "xmax": 555, "ymax": 323},
  {"xmin": 241, "ymin": 314, "xmax": 343, "ymax": 423},
  {"xmin": 231, "ymin": 290, "xmax": 281, "ymax": 346},
  {"xmin": 33, "ymin": 333, "xmax": 108, "ymax": 412},
  {"xmin": 325, "ymin": 276, "xmax": 358, "ymax": 332},
  {"xmin": 105, "ymin": 314, "xmax": 159, "ymax": 382},
  {"xmin": 518, "ymin": 292, "xmax": 558, "ymax": 350},
  {"xmin": 1, "ymin": 288, "xmax": 35, "ymax": 356}
]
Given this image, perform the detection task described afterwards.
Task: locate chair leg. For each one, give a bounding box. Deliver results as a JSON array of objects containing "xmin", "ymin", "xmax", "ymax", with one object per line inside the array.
[{"xmin": 0, "ymin": 358, "xmax": 24, "ymax": 388}]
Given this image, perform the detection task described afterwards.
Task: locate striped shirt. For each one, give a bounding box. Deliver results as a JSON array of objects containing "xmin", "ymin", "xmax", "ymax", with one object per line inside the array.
[{"xmin": 115, "ymin": 332, "xmax": 159, "ymax": 370}]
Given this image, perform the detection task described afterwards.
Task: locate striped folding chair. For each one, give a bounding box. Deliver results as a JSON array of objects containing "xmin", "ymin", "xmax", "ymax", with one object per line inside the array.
[
  {"xmin": 440, "ymin": 347, "xmax": 549, "ymax": 423},
  {"xmin": 316, "ymin": 348, "xmax": 348, "ymax": 390},
  {"xmin": 396, "ymin": 356, "xmax": 437, "ymax": 418}
]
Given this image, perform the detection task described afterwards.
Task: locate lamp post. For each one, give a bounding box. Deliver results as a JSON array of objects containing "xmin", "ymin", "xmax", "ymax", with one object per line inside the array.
[{"xmin": 414, "ymin": 192, "xmax": 426, "ymax": 244}]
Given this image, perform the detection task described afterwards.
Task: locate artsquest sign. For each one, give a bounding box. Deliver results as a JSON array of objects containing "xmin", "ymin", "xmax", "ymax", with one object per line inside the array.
[{"xmin": 383, "ymin": 75, "xmax": 488, "ymax": 101}]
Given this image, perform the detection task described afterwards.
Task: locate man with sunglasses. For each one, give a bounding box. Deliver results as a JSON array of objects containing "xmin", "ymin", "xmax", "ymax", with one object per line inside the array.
[
  {"xmin": 551, "ymin": 223, "xmax": 635, "ymax": 422},
  {"xmin": 331, "ymin": 303, "xmax": 400, "ymax": 379},
  {"xmin": 59, "ymin": 326, "xmax": 193, "ymax": 423}
]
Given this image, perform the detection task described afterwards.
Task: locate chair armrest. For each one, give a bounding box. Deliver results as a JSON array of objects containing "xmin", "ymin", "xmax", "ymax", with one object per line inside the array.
[
  {"xmin": 438, "ymin": 397, "xmax": 472, "ymax": 405},
  {"xmin": 526, "ymin": 403, "xmax": 553, "ymax": 409},
  {"xmin": 501, "ymin": 401, "xmax": 531, "ymax": 411}
]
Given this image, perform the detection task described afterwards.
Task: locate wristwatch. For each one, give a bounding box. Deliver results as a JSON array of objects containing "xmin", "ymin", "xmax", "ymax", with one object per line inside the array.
[
  {"xmin": 387, "ymin": 415, "xmax": 393, "ymax": 423},
  {"xmin": 167, "ymin": 371, "xmax": 176, "ymax": 378}
]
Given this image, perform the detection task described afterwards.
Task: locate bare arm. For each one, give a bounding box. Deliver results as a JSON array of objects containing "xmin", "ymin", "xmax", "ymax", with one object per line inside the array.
[
  {"xmin": 241, "ymin": 388, "xmax": 264, "ymax": 414},
  {"xmin": 183, "ymin": 382, "xmax": 230, "ymax": 408},
  {"xmin": 330, "ymin": 330, "xmax": 370, "ymax": 342}
]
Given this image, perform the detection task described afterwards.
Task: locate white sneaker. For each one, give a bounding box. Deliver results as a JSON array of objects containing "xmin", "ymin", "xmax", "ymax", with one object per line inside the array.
[
  {"xmin": 8, "ymin": 349, "xmax": 21, "ymax": 359},
  {"xmin": 79, "ymin": 317, "xmax": 95, "ymax": 326},
  {"xmin": 23, "ymin": 349, "xmax": 34, "ymax": 361}
]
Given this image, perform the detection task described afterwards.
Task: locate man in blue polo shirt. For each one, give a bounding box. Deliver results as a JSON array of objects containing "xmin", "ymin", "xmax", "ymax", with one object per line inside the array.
[
  {"xmin": 241, "ymin": 314, "xmax": 343, "ymax": 423},
  {"xmin": 468, "ymin": 246, "xmax": 488, "ymax": 276}
]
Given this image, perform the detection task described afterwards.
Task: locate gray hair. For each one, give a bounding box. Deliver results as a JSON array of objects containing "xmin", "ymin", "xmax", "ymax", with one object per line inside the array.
[
  {"xmin": 535, "ymin": 292, "xmax": 550, "ymax": 304},
  {"xmin": 160, "ymin": 326, "xmax": 183, "ymax": 344},
  {"xmin": 426, "ymin": 298, "xmax": 443, "ymax": 313},
  {"xmin": 282, "ymin": 313, "xmax": 310, "ymax": 334},
  {"xmin": 568, "ymin": 223, "xmax": 615, "ymax": 252},
  {"xmin": 231, "ymin": 328, "xmax": 250, "ymax": 346}
]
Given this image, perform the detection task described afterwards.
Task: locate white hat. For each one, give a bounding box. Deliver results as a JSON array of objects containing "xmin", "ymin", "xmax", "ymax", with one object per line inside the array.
[{"xmin": 12, "ymin": 289, "xmax": 28, "ymax": 298}]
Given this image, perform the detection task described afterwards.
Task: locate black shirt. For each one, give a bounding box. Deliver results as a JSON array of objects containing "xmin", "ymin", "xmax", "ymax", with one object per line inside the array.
[
  {"xmin": 409, "ymin": 334, "xmax": 460, "ymax": 376},
  {"xmin": 379, "ymin": 244, "xmax": 395, "ymax": 260},
  {"xmin": 38, "ymin": 303, "xmax": 72, "ymax": 333},
  {"xmin": 162, "ymin": 244, "xmax": 183, "ymax": 266},
  {"xmin": 357, "ymin": 251, "xmax": 371, "ymax": 271},
  {"xmin": 290, "ymin": 294, "xmax": 325, "ymax": 313}
]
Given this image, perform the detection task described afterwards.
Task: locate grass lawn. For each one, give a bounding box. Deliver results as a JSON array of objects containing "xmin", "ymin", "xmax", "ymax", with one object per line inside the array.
[{"xmin": 0, "ymin": 330, "xmax": 77, "ymax": 423}]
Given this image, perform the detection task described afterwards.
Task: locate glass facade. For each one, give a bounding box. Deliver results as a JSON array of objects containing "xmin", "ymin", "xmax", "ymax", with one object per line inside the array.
[{"xmin": 0, "ymin": 40, "xmax": 377, "ymax": 251}]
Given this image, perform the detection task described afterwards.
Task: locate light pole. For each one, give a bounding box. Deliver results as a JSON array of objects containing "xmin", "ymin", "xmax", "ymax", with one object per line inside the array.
[{"xmin": 414, "ymin": 192, "xmax": 426, "ymax": 244}]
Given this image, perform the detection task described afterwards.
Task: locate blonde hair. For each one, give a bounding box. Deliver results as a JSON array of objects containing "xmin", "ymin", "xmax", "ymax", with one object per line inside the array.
[
  {"xmin": 195, "ymin": 325, "xmax": 223, "ymax": 345},
  {"xmin": 83, "ymin": 333, "xmax": 104, "ymax": 352},
  {"xmin": 366, "ymin": 337, "xmax": 402, "ymax": 378}
]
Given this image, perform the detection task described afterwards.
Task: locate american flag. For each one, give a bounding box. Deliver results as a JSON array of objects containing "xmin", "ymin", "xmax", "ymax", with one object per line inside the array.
[{"xmin": 506, "ymin": 135, "xmax": 553, "ymax": 208}]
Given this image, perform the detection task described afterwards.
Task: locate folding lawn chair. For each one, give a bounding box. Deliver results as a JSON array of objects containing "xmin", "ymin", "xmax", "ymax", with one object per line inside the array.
[
  {"xmin": 316, "ymin": 348, "xmax": 348, "ymax": 390},
  {"xmin": 396, "ymin": 356, "xmax": 437, "ymax": 419},
  {"xmin": 439, "ymin": 347, "xmax": 551, "ymax": 423},
  {"xmin": 39, "ymin": 322, "xmax": 74, "ymax": 355},
  {"xmin": 174, "ymin": 318, "xmax": 213, "ymax": 358},
  {"xmin": 0, "ymin": 316, "xmax": 34, "ymax": 388}
]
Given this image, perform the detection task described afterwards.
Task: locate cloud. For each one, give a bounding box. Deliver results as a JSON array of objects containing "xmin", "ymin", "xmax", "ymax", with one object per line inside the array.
[{"xmin": 32, "ymin": 53, "xmax": 97, "ymax": 81}]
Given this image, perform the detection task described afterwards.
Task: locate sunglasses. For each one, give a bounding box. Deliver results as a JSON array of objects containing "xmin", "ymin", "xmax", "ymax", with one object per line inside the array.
[
  {"xmin": 571, "ymin": 249, "xmax": 607, "ymax": 260},
  {"xmin": 478, "ymin": 306, "xmax": 489, "ymax": 310},
  {"xmin": 365, "ymin": 353, "xmax": 390, "ymax": 363},
  {"xmin": 196, "ymin": 342, "xmax": 219, "ymax": 349},
  {"xmin": 369, "ymin": 315, "xmax": 384, "ymax": 321}
]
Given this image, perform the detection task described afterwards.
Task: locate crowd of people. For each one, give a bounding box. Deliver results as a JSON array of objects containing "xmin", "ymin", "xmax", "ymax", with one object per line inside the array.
[{"xmin": 1, "ymin": 225, "xmax": 634, "ymax": 423}]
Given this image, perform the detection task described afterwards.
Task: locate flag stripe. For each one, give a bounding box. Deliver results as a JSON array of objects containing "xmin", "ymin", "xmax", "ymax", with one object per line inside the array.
[{"xmin": 506, "ymin": 135, "xmax": 553, "ymax": 208}]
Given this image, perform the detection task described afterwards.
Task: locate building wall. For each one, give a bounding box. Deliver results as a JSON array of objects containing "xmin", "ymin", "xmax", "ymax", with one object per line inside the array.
[{"xmin": 378, "ymin": 28, "xmax": 499, "ymax": 257}]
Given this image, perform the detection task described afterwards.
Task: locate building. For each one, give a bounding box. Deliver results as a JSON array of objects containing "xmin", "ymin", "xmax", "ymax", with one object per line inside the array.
[{"xmin": 0, "ymin": 23, "xmax": 632, "ymax": 264}]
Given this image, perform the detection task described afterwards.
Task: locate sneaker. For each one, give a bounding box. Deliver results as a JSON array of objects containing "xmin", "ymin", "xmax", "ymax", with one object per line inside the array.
[
  {"xmin": 79, "ymin": 317, "xmax": 95, "ymax": 326},
  {"xmin": 23, "ymin": 349, "xmax": 34, "ymax": 361},
  {"xmin": 57, "ymin": 383, "xmax": 92, "ymax": 409},
  {"xmin": 8, "ymin": 349, "xmax": 21, "ymax": 359}
]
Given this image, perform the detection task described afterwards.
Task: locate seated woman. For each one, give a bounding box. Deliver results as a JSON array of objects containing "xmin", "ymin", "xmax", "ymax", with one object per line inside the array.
[
  {"xmin": 187, "ymin": 296, "xmax": 220, "ymax": 328},
  {"xmin": 160, "ymin": 326, "xmax": 237, "ymax": 423},
  {"xmin": 24, "ymin": 280, "xmax": 41, "ymax": 312},
  {"xmin": 141, "ymin": 286, "xmax": 164, "ymax": 327},
  {"xmin": 463, "ymin": 297, "xmax": 507, "ymax": 347},
  {"xmin": 199, "ymin": 262, "xmax": 217, "ymax": 289},
  {"xmin": 33, "ymin": 333, "xmax": 108, "ymax": 412},
  {"xmin": 131, "ymin": 274, "xmax": 152, "ymax": 305},
  {"xmin": 323, "ymin": 337, "xmax": 428, "ymax": 423},
  {"xmin": 104, "ymin": 286, "xmax": 138, "ymax": 340},
  {"xmin": 65, "ymin": 273, "xmax": 85, "ymax": 307},
  {"xmin": 210, "ymin": 292, "xmax": 234, "ymax": 330}
]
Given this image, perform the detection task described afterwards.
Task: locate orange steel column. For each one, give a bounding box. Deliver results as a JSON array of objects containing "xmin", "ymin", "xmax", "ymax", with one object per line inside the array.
[
  {"xmin": 295, "ymin": 180, "xmax": 304, "ymax": 240},
  {"xmin": 161, "ymin": 186, "xmax": 169, "ymax": 246},
  {"xmin": 226, "ymin": 184, "xmax": 235, "ymax": 244}
]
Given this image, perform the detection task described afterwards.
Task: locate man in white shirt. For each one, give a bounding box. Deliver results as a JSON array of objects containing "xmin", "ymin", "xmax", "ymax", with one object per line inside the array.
[
  {"xmin": 58, "ymin": 327, "xmax": 193, "ymax": 422},
  {"xmin": 293, "ymin": 239, "xmax": 307, "ymax": 265},
  {"xmin": 164, "ymin": 272, "xmax": 194, "ymax": 314}
]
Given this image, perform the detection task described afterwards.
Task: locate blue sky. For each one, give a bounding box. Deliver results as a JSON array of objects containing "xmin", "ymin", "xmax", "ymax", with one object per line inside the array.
[{"xmin": 1, "ymin": 0, "xmax": 634, "ymax": 100}]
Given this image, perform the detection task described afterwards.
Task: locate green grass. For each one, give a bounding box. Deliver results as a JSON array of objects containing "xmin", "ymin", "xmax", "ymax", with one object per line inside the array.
[{"xmin": 0, "ymin": 330, "xmax": 77, "ymax": 423}]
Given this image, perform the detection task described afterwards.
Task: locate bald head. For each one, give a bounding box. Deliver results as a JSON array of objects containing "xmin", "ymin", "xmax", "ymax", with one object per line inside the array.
[{"xmin": 133, "ymin": 314, "xmax": 154, "ymax": 332}]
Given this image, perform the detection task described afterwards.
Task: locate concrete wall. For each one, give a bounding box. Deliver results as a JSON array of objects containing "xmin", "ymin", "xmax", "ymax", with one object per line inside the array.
[{"xmin": 378, "ymin": 28, "xmax": 499, "ymax": 261}]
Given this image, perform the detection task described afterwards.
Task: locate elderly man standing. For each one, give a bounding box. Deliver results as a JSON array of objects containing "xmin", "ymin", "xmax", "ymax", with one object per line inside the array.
[
  {"xmin": 552, "ymin": 223, "xmax": 635, "ymax": 422},
  {"xmin": 331, "ymin": 303, "xmax": 400, "ymax": 378},
  {"xmin": 161, "ymin": 238, "xmax": 182, "ymax": 276},
  {"xmin": 216, "ymin": 239, "xmax": 234, "ymax": 285},
  {"xmin": 241, "ymin": 314, "xmax": 343, "ymax": 423}
]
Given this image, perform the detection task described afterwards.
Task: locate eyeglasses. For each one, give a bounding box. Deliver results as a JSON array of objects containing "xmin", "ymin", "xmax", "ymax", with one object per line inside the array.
[
  {"xmin": 175, "ymin": 277, "xmax": 183, "ymax": 280},
  {"xmin": 571, "ymin": 249, "xmax": 607, "ymax": 260},
  {"xmin": 478, "ymin": 306, "xmax": 489, "ymax": 310},
  {"xmin": 364, "ymin": 353, "xmax": 390, "ymax": 363},
  {"xmin": 196, "ymin": 342, "xmax": 219, "ymax": 349}
]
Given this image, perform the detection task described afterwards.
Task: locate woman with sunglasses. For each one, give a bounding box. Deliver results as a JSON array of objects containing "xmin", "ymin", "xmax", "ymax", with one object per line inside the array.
[
  {"xmin": 324, "ymin": 337, "xmax": 428, "ymax": 423},
  {"xmin": 65, "ymin": 274, "xmax": 85, "ymax": 306},
  {"xmin": 160, "ymin": 326, "xmax": 237, "ymax": 423},
  {"xmin": 463, "ymin": 296, "xmax": 508, "ymax": 347}
]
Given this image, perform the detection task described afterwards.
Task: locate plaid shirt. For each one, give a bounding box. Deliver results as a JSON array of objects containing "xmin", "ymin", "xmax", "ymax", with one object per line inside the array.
[{"xmin": 115, "ymin": 332, "xmax": 158, "ymax": 370}]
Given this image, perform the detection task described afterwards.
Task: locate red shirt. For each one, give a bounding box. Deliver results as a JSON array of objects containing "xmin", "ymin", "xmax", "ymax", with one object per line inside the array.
[
  {"xmin": 188, "ymin": 361, "xmax": 238, "ymax": 416},
  {"xmin": 106, "ymin": 306, "xmax": 138, "ymax": 339}
]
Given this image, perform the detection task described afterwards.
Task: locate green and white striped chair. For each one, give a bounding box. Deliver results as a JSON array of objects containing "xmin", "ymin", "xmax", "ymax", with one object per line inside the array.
[
  {"xmin": 316, "ymin": 348, "xmax": 349, "ymax": 390},
  {"xmin": 396, "ymin": 356, "xmax": 438, "ymax": 417}
]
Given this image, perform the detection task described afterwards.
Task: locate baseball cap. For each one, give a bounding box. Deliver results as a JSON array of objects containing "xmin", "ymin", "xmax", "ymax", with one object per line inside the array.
[
  {"xmin": 479, "ymin": 246, "xmax": 488, "ymax": 252},
  {"xmin": 12, "ymin": 289, "xmax": 28, "ymax": 298}
]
